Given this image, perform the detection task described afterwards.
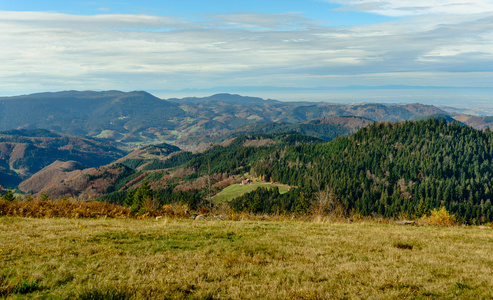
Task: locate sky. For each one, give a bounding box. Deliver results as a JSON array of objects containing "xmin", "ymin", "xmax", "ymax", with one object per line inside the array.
[{"xmin": 1, "ymin": 0, "xmax": 493, "ymax": 105}]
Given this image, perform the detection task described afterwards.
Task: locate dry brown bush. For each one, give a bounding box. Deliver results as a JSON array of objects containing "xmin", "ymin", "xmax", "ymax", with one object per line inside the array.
[{"xmin": 0, "ymin": 199, "xmax": 131, "ymax": 219}]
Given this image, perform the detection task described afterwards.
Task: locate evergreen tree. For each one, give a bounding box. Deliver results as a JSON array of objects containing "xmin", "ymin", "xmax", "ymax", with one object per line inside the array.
[
  {"xmin": 132, "ymin": 180, "xmax": 152, "ymax": 212},
  {"xmin": 123, "ymin": 190, "xmax": 135, "ymax": 207},
  {"xmin": 3, "ymin": 190, "xmax": 15, "ymax": 202}
]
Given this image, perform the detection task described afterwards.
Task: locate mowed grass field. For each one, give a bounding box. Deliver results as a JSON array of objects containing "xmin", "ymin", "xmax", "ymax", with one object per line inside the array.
[
  {"xmin": 212, "ymin": 182, "xmax": 291, "ymax": 202},
  {"xmin": 1, "ymin": 218, "xmax": 493, "ymax": 299}
]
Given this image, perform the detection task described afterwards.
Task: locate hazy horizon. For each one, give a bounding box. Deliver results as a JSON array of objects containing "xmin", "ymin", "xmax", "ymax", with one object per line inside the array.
[{"xmin": 3, "ymin": 87, "xmax": 493, "ymax": 116}]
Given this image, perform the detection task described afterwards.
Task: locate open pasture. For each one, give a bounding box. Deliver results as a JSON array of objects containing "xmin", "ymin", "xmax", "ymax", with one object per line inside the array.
[{"xmin": 1, "ymin": 217, "xmax": 492, "ymax": 299}]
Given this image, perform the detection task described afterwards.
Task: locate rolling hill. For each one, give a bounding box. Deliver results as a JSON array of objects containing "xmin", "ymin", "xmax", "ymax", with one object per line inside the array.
[
  {"xmin": 0, "ymin": 91, "xmax": 455, "ymax": 151},
  {"xmin": 146, "ymin": 119, "xmax": 493, "ymax": 223},
  {"xmin": 0, "ymin": 91, "xmax": 184, "ymax": 147},
  {"xmin": 22, "ymin": 132, "xmax": 323, "ymax": 200},
  {"xmin": 0, "ymin": 129, "xmax": 126, "ymax": 187},
  {"xmin": 175, "ymin": 116, "xmax": 374, "ymax": 151}
]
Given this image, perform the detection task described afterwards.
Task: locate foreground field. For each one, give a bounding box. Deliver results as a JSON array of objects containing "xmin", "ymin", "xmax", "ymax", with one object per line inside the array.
[{"xmin": 1, "ymin": 218, "xmax": 492, "ymax": 299}]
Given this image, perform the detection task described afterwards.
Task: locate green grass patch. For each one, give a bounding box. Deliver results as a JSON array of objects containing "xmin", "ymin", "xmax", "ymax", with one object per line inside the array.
[
  {"xmin": 246, "ymin": 115, "xmax": 261, "ymax": 120},
  {"xmin": 95, "ymin": 130, "xmax": 123, "ymax": 140},
  {"xmin": 213, "ymin": 182, "xmax": 291, "ymax": 202}
]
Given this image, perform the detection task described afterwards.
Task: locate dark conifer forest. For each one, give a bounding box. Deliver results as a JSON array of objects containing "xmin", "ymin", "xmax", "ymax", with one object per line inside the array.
[{"xmin": 195, "ymin": 119, "xmax": 493, "ymax": 223}]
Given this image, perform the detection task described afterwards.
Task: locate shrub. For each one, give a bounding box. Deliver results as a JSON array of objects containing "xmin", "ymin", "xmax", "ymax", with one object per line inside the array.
[
  {"xmin": 0, "ymin": 199, "xmax": 131, "ymax": 219},
  {"xmin": 422, "ymin": 206, "xmax": 456, "ymax": 226},
  {"xmin": 2, "ymin": 190, "xmax": 15, "ymax": 202}
]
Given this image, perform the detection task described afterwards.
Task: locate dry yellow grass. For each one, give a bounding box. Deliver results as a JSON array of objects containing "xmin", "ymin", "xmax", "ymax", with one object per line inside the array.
[{"xmin": 1, "ymin": 217, "xmax": 492, "ymax": 299}]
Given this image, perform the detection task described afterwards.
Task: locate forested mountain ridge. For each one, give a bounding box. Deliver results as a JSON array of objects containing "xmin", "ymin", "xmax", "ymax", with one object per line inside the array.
[
  {"xmin": 24, "ymin": 132, "xmax": 323, "ymax": 200},
  {"xmin": 243, "ymin": 119, "xmax": 493, "ymax": 223},
  {"xmin": 176, "ymin": 119, "xmax": 493, "ymax": 223},
  {"xmin": 0, "ymin": 91, "xmax": 456, "ymax": 150},
  {"xmin": 175, "ymin": 116, "xmax": 374, "ymax": 151}
]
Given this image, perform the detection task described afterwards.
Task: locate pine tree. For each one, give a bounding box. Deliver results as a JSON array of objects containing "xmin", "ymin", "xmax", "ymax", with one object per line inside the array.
[
  {"xmin": 295, "ymin": 192, "xmax": 312, "ymax": 215},
  {"xmin": 123, "ymin": 190, "xmax": 135, "ymax": 207},
  {"xmin": 3, "ymin": 190, "xmax": 15, "ymax": 202},
  {"xmin": 414, "ymin": 199, "xmax": 428, "ymax": 218},
  {"xmin": 132, "ymin": 180, "xmax": 152, "ymax": 212}
]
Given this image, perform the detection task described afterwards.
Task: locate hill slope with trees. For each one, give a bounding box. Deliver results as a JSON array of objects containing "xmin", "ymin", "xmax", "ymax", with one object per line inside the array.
[
  {"xmin": 243, "ymin": 119, "xmax": 493, "ymax": 223},
  {"xmin": 174, "ymin": 119, "xmax": 493, "ymax": 223},
  {"xmin": 175, "ymin": 116, "xmax": 374, "ymax": 151},
  {"xmin": 12, "ymin": 119, "xmax": 493, "ymax": 224},
  {"xmin": 0, "ymin": 129, "xmax": 126, "ymax": 187}
]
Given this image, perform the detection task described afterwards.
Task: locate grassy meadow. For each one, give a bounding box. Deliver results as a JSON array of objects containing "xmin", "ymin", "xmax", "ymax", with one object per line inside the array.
[
  {"xmin": 1, "ymin": 217, "xmax": 493, "ymax": 299},
  {"xmin": 212, "ymin": 182, "xmax": 291, "ymax": 202}
]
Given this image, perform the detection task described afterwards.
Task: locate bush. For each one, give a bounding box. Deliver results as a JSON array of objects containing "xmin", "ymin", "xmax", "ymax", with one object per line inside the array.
[
  {"xmin": 422, "ymin": 206, "xmax": 456, "ymax": 226},
  {"xmin": 0, "ymin": 199, "xmax": 131, "ymax": 218},
  {"xmin": 2, "ymin": 190, "xmax": 15, "ymax": 202}
]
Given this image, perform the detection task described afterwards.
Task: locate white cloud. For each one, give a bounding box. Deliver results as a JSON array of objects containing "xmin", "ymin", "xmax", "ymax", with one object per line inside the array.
[
  {"xmin": 0, "ymin": 9, "xmax": 492, "ymax": 97},
  {"xmin": 329, "ymin": 0, "xmax": 493, "ymax": 16},
  {"xmin": 205, "ymin": 12, "xmax": 320, "ymax": 29}
]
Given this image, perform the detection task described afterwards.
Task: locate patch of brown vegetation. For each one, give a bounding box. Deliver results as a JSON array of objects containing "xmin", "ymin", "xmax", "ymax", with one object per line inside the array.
[
  {"xmin": 7, "ymin": 143, "xmax": 27, "ymax": 165},
  {"xmin": 18, "ymin": 160, "xmax": 86, "ymax": 195},
  {"xmin": 122, "ymin": 173, "xmax": 147, "ymax": 190},
  {"xmin": 173, "ymin": 173, "xmax": 240, "ymax": 193},
  {"xmin": 20, "ymin": 164, "xmax": 140, "ymax": 200},
  {"xmin": 219, "ymin": 138, "xmax": 235, "ymax": 148},
  {"xmin": 453, "ymin": 115, "xmax": 493, "ymax": 130},
  {"xmin": 0, "ymin": 199, "xmax": 131, "ymax": 218},
  {"xmin": 0, "ymin": 199, "xmax": 194, "ymax": 219}
]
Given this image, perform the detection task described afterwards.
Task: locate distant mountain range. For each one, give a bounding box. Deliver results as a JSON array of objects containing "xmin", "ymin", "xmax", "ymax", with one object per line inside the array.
[{"xmin": 0, "ymin": 91, "xmax": 456, "ymax": 150}]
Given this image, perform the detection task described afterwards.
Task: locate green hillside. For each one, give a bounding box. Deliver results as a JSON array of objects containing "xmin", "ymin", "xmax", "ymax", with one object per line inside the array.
[
  {"xmin": 212, "ymin": 182, "xmax": 291, "ymax": 202},
  {"xmin": 184, "ymin": 119, "xmax": 493, "ymax": 223}
]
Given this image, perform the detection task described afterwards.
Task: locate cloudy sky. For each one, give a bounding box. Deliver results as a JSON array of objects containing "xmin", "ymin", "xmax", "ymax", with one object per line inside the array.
[{"xmin": 1, "ymin": 1, "xmax": 493, "ymax": 104}]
